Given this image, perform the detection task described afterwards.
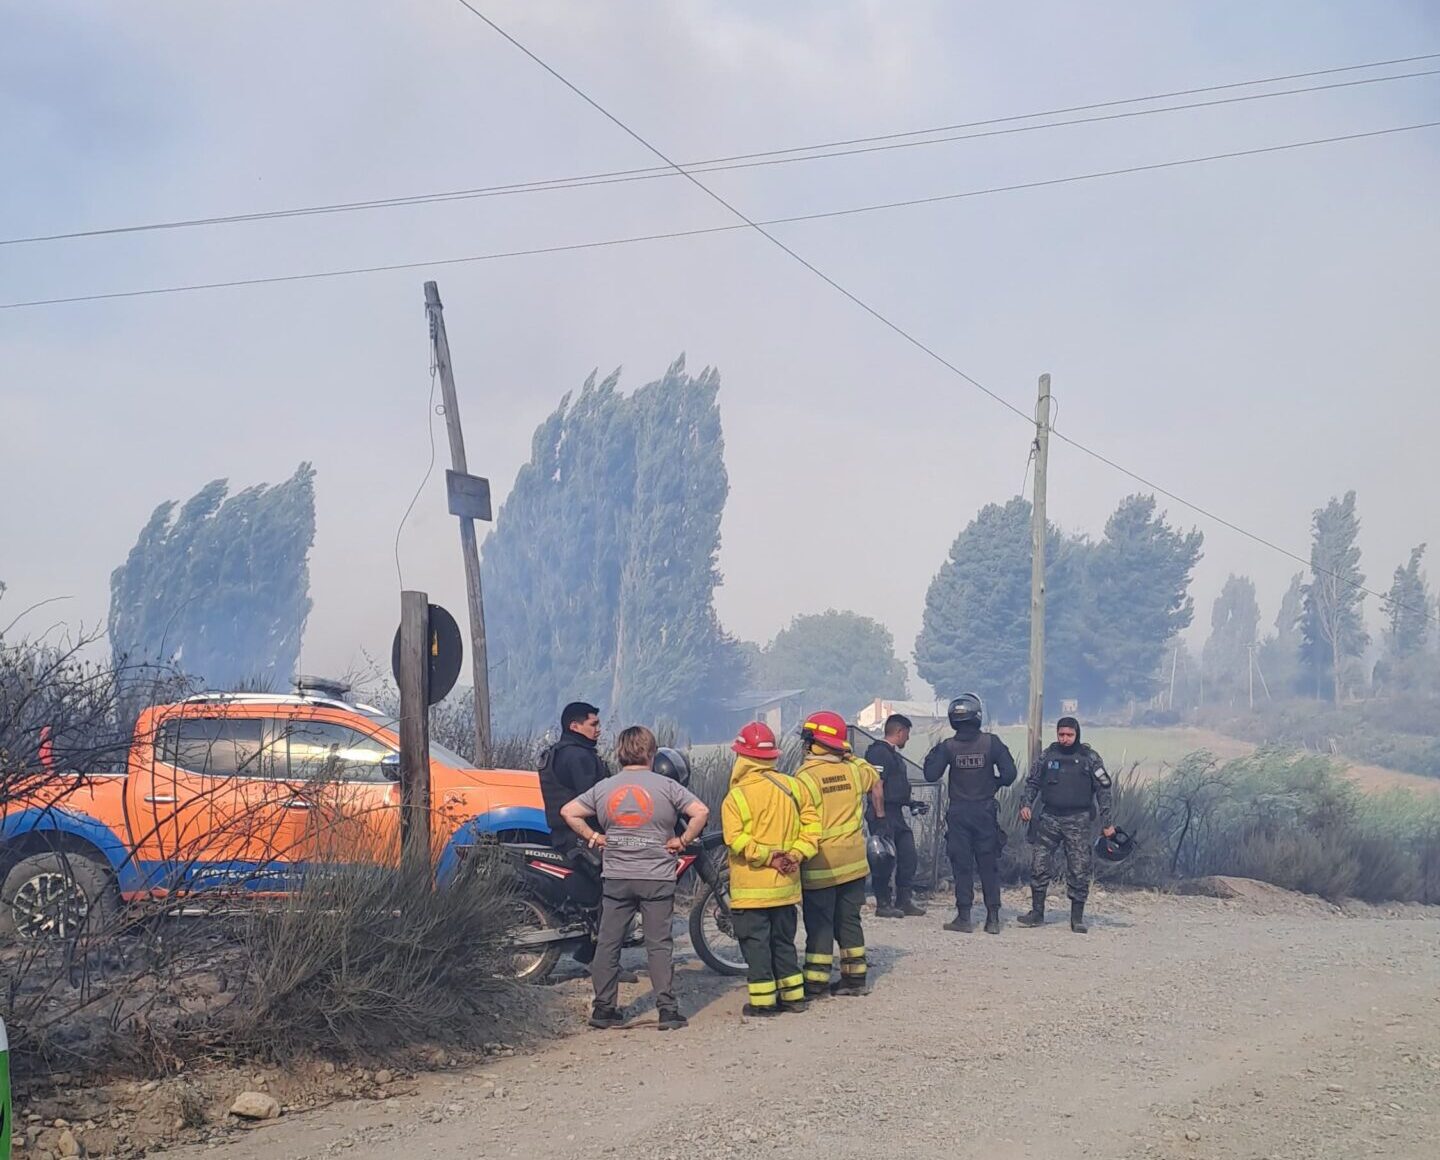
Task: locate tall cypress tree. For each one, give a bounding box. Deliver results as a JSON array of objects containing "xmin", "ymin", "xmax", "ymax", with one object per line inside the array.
[
  {"xmin": 1301, "ymin": 491, "xmax": 1368, "ymax": 704},
  {"xmin": 1382, "ymin": 544, "xmax": 1430, "ymax": 663},
  {"xmin": 482, "ymin": 357, "xmax": 740, "ymax": 735},
  {"xmin": 108, "ymin": 464, "xmax": 316, "ymax": 689},
  {"xmin": 1088, "ymin": 495, "xmax": 1203, "ymax": 705},
  {"xmin": 1202, "ymin": 575, "xmax": 1261, "ymax": 707}
]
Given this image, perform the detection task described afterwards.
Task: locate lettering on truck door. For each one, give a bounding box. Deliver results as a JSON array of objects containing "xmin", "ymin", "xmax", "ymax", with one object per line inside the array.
[{"xmin": 143, "ymin": 714, "xmax": 307, "ymax": 892}]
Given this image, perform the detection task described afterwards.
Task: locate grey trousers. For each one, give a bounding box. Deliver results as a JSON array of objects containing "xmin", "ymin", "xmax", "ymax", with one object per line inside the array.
[{"xmin": 591, "ymin": 878, "xmax": 677, "ymax": 1010}]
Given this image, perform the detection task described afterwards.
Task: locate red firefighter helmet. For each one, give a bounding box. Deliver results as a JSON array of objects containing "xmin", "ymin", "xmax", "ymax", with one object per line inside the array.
[
  {"xmin": 732, "ymin": 721, "xmax": 781, "ymax": 760},
  {"xmin": 801, "ymin": 710, "xmax": 849, "ymax": 753}
]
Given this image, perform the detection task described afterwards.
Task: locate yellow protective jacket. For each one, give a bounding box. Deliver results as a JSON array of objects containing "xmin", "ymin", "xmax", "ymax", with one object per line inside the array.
[
  {"xmin": 793, "ymin": 750, "xmax": 879, "ymax": 888},
  {"xmin": 721, "ymin": 756, "xmax": 821, "ymax": 909}
]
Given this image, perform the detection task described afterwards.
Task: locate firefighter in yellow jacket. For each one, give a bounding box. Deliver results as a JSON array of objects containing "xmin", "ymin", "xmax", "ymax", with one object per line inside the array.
[
  {"xmin": 793, "ymin": 710, "xmax": 886, "ymax": 997},
  {"xmin": 720, "ymin": 721, "xmax": 820, "ymax": 1016}
]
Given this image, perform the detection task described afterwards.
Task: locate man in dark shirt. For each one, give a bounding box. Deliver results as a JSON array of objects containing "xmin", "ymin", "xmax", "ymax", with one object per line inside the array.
[
  {"xmin": 539, "ymin": 701, "xmax": 610, "ymax": 852},
  {"xmin": 923, "ymin": 694, "xmax": 1018, "ymax": 935},
  {"xmin": 865, "ymin": 714, "xmax": 926, "ymax": 918},
  {"xmin": 537, "ymin": 701, "xmax": 611, "ymax": 931}
]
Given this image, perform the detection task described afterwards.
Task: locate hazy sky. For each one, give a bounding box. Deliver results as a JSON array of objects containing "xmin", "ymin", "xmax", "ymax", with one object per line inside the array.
[{"xmin": 3, "ymin": 1, "xmax": 1438, "ymax": 694}]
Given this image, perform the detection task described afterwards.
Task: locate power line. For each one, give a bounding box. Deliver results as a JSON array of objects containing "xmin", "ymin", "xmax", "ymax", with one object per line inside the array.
[
  {"xmin": 5, "ymin": 119, "xmax": 1434, "ymax": 313},
  {"xmin": 5, "ymin": 59, "xmax": 1437, "ymax": 248},
  {"xmin": 453, "ymin": 1, "xmax": 1437, "ymax": 624}
]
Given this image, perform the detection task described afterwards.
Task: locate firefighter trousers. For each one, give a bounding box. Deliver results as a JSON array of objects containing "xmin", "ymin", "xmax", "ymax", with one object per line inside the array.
[
  {"xmin": 801, "ymin": 877, "xmax": 868, "ymax": 993},
  {"xmin": 730, "ymin": 904, "xmax": 803, "ymax": 1010}
]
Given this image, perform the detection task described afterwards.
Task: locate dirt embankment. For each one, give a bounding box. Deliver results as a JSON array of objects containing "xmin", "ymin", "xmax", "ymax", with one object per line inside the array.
[{"xmin": 94, "ymin": 883, "xmax": 1440, "ymax": 1160}]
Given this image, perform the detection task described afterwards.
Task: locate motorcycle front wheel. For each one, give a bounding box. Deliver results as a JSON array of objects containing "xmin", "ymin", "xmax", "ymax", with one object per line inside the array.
[{"xmin": 502, "ymin": 895, "xmax": 564, "ymax": 983}]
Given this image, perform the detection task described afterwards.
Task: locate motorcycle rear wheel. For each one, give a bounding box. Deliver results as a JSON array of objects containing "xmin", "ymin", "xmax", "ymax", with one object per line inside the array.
[{"xmin": 687, "ymin": 882, "xmax": 747, "ymax": 977}]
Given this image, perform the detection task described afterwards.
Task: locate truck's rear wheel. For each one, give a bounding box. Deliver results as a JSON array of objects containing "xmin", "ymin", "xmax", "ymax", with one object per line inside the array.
[{"xmin": 0, "ymin": 851, "xmax": 116, "ymax": 942}]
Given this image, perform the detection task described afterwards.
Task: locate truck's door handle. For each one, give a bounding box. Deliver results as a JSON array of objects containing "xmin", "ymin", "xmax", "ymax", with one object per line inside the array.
[
  {"xmin": 282, "ymin": 799, "xmax": 311, "ymax": 810},
  {"xmin": 144, "ymin": 795, "xmax": 178, "ymax": 804}
]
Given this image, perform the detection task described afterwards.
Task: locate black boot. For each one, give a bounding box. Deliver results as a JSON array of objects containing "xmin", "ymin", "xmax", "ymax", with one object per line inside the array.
[
  {"xmin": 874, "ymin": 894, "xmax": 902, "ymax": 918},
  {"xmin": 898, "ymin": 891, "xmax": 927, "ymax": 917},
  {"xmin": 1070, "ymin": 900, "xmax": 1088, "ymax": 934},
  {"xmin": 943, "ymin": 908, "xmax": 974, "ymax": 933},
  {"xmin": 1016, "ymin": 889, "xmax": 1046, "ymax": 927},
  {"xmin": 983, "ymin": 906, "xmax": 1001, "ymax": 934}
]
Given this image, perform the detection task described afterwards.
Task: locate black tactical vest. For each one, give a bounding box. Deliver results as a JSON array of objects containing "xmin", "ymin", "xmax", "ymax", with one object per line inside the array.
[
  {"xmin": 944, "ymin": 732, "xmax": 997, "ymax": 804},
  {"xmin": 1039, "ymin": 748, "xmax": 1093, "ymax": 811}
]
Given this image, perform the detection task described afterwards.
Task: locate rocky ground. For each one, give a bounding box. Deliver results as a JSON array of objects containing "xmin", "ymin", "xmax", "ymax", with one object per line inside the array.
[{"xmin": 40, "ymin": 880, "xmax": 1418, "ymax": 1160}]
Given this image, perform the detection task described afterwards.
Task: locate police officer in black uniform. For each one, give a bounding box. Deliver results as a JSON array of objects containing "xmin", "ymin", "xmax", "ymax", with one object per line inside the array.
[
  {"xmin": 865, "ymin": 714, "xmax": 926, "ymax": 919},
  {"xmin": 922, "ymin": 694, "xmax": 1018, "ymax": 934},
  {"xmin": 1017, "ymin": 716, "xmax": 1115, "ymax": 934}
]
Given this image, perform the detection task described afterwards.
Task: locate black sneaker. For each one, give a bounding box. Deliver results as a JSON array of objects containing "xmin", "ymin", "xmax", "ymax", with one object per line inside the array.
[
  {"xmin": 588, "ymin": 1005, "xmax": 625, "ymax": 1029},
  {"xmin": 656, "ymin": 1007, "xmax": 688, "ymax": 1031}
]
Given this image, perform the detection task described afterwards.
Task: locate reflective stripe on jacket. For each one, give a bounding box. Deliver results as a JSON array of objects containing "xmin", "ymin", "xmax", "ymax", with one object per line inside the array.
[
  {"xmin": 794, "ymin": 751, "xmax": 878, "ymax": 888},
  {"xmin": 721, "ymin": 756, "xmax": 821, "ymax": 909}
]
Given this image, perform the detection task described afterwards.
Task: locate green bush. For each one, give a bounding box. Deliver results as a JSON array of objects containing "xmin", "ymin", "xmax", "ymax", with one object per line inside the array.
[{"xmin": 1151, "ymin": 749, "xmax": 1440, "ymax": 902}]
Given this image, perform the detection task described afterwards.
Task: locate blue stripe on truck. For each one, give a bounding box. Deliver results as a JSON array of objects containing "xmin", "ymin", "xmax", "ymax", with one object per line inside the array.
[{"xmin": 436, "ymin": 806, "xmax": 549, "ymax": 886}]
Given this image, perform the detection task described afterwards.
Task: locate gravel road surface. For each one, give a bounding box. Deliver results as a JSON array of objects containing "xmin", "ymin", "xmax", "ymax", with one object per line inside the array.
[{"xmin": 169, "ymin": 884, "xmax": 1440, "ymax": 1160}]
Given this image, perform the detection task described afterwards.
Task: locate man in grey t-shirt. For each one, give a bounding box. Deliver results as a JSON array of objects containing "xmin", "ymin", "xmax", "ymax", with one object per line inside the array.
[{"xmin": 562, "ymin": 727, "xmax": 709, "ymax": 1031}]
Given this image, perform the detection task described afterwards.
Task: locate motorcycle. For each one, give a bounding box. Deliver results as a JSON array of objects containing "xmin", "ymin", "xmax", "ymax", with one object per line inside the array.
[{"xmin": 499, "ymin": 832, "xmax": 747, "ymax": 982}]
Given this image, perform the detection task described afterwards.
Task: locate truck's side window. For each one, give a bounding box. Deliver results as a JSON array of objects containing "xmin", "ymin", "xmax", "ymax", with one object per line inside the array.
[
  {"xmin": 157, "ymin": 718, "xmax": 269, "ymax": 778},
  {"xmin": 283, "ymin": 722, "xmax": 395, "ymax": 784}
]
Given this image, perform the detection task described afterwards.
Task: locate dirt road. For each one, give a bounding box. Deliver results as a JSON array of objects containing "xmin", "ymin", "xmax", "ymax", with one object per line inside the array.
[{"xmin": 173, "ymin": 885, "xmax": 1440, "ymax": 1160}]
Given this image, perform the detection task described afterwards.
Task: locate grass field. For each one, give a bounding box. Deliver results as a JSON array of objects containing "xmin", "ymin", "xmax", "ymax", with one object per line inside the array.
[{"xmin": 902, "ymin": 724, "xmax": 1440, "ymax": 796}]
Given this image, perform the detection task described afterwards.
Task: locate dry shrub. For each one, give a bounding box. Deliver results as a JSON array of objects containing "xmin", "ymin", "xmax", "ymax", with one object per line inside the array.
[{"xmin": 221, "ymin": 852, "xmax": 519, "ymax": 1059}]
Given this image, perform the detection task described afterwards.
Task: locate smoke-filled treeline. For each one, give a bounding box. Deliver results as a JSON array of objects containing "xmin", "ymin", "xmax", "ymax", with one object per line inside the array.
[{"xmin": 914, "ymin": 495, "xmax": 1204, "ymax": 720}]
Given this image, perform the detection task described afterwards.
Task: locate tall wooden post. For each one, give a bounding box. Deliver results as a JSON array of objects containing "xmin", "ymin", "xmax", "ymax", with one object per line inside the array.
[
  {"xmin": 1026, "ymin": 374, "xmax": 1052, "ymax": 776},
  {"xmin": 398, "ymin": 590, "xmax": 432, "ymax": 875},
  {"xmin": 423, "ymin": 281, "xmax": 492, "ymax": 764}
]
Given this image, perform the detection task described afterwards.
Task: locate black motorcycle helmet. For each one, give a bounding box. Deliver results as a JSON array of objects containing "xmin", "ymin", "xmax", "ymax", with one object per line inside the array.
[
  {"xmin": 947, "ymin": 693, "xmax": 984, "ymax": 730},
  {"xmin": 653, "ymin": 746, "xmax": 691, "ymax": 788},
  {"xmin": 1094, "ymin": 827, "xmax": 1136, "ymax": 863},
  {"xmin": 866, "ymin": 832, "xmax": 896, "ymax": 873}
]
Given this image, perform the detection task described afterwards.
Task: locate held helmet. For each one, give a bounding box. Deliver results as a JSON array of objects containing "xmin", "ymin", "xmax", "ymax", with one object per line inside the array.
[
  {"xmin": 866, "ymin": 832, "xmax": 897, "ymax": 874},
  {"xmin": 653, "ymin": 746, "xmax": 691, "ymax": 788},
  {"xmin": 947, "ymin": 693, "xmax": 984, "ymax": 730},
  {"xmin": 731, "ymin": 721, "xmax": 780, "ymax": 760},
  {"xmin": 801, "ymin": 710, "xmax": 849, "ymax": 753},
  {"xmin": 1094, "ymin": 827, "xmax": 1136, "ymax": 863}
]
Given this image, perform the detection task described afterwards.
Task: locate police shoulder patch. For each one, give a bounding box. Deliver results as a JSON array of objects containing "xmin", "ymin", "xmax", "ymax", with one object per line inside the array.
[{"xmin": 1093, "ymin": 766, "xmax": 1112, "ymax": 788}]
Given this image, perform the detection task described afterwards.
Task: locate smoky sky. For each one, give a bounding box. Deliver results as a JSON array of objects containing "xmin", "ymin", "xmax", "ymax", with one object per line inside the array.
[{"xmin": 3, "ymin": 1, "xmax": 1438, "ymax": 693}]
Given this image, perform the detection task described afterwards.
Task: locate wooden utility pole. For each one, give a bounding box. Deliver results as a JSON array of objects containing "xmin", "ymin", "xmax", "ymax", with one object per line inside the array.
[
  {"xmin": 397, "ymin": 589, "xmax": 432, "ymax": 875},
  {"xmin": 423, "ymin": 281, "xmax": 492, "ymax": 764},
  {"xmin": 1025, "ymin": 373, "xmax": 1053, "ymax": 775},
  {"xmin": 1247, "ymin": 641, "xmax": 1256, "ymax": 710}
]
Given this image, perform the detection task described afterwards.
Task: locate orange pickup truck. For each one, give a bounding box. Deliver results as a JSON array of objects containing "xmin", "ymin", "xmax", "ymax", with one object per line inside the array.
[{"xmin": 0, "ymin": 687, "xmax": 547, "ymax": 939}]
